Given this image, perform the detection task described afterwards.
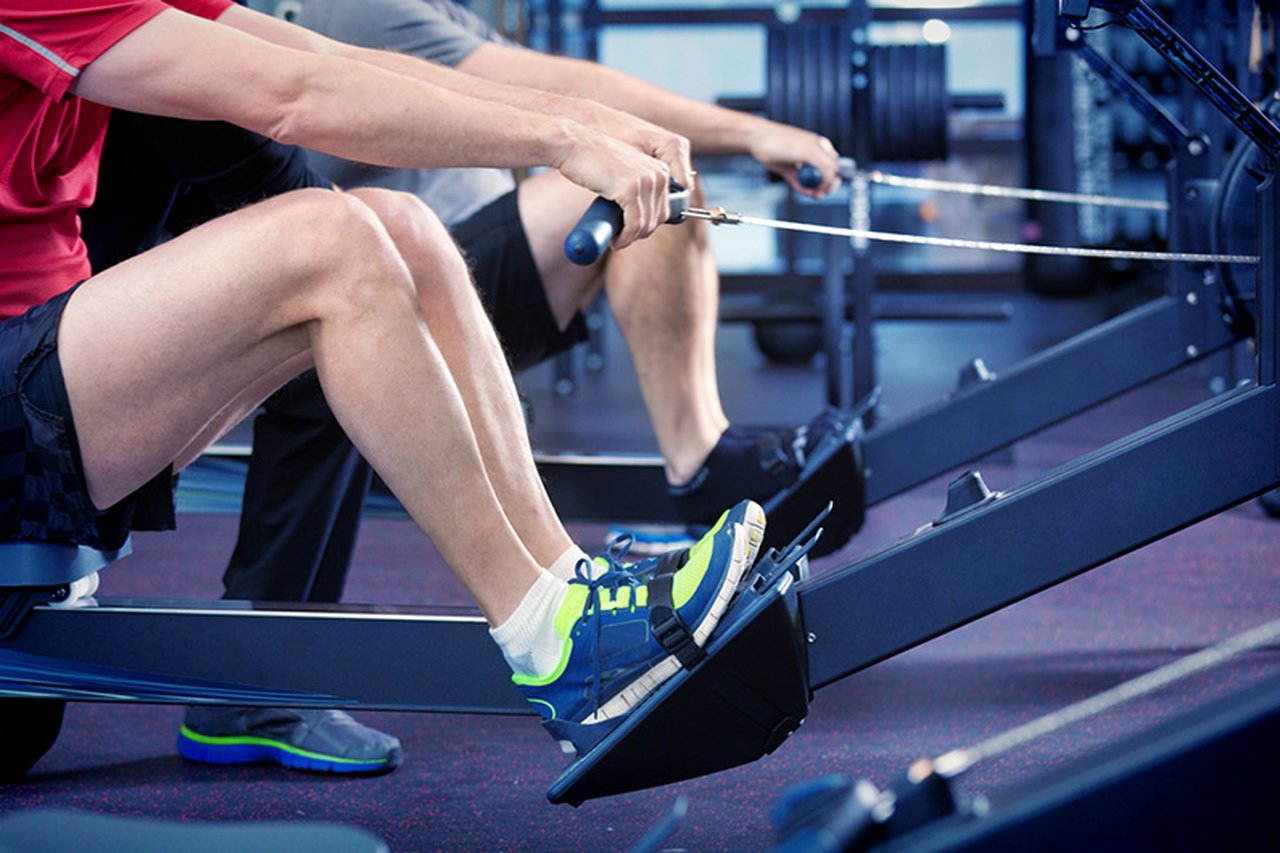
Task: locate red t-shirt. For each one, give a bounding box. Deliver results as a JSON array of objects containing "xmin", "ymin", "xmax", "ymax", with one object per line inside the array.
[{"xmin": 0, "ymin": 0, "xmax": 233, "ymax": 319}]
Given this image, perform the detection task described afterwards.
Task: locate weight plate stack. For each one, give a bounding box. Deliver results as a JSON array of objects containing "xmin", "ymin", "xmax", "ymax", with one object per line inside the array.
[
  {"xmin": 766, "ymin": 23, "xmax": 949, "ymax": 163},
  {"xmin": 868, "ymin": 43, "xmax": 949, "ymax": 162}
]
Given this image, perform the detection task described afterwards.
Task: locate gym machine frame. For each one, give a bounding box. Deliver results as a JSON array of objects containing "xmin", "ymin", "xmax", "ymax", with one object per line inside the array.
[
  {"xmin": 536, "ymin": 4, "xmax": 1252, "ymax": 521},
  {"xmin": 535, "ymin": 0, "xmax": 1280, "ymax": 805},
  {"xmin": 1, "ymin": 0, "xmax": 1275, "ymax": 805}
]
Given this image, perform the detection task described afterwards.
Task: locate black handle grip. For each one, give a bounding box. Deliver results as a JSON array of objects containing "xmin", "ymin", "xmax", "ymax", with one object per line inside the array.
[{"xmin": 564, "ymin": 179, "xmax": 691, "ymax": 266}]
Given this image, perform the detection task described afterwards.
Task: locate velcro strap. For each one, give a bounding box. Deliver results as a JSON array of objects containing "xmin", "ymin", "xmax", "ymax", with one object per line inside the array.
[
  {"xmin": 647, "ymin": 549, "xmax": 687, "ymax": 579},
  {"xmin": 757, "ymin": 435, "xmax": 799, "ymax": 486},
  {"xmin": 647, "ymin": 574, "xmax": 705, "ymax": 668}
]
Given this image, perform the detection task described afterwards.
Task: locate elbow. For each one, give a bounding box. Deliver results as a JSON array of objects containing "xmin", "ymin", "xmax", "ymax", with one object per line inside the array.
[
  {"xmin": 262, "ymin": 103, "xmax": 307, "ymax": 149},
  {"xmin": 249, "ymin": 63, "xmax": 324, "ymax": 149}
]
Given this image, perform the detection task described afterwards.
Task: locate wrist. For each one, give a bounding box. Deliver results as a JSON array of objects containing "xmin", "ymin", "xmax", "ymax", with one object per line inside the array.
[{"xmin": 541, "ymin": 116, "xmax": 586, "ymax": 170}]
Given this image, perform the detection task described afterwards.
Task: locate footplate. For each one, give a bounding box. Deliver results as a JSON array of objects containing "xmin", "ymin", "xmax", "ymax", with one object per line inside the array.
[
  {"xmin": 545, "ymin": 516, "xmax": 822, "ymax": 806},
  {"xmin": 762, "ymin": 403, "xmax": 868, "ymax": 559}
]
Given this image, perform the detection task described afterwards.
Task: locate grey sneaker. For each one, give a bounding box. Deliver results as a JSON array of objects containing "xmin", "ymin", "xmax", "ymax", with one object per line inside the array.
[{"xmin": 177, "ymin": 706, "xmax": 402, "ymax": 775}]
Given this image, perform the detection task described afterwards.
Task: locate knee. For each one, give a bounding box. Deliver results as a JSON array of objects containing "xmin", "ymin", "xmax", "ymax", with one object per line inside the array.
[
  {"xmin": 349, "ymin": 189, "xmax": 466, "ymax": 274},
  {"xmin": 345, "ymin": 189, "xmax": 475, "ymax": 303},
  {"xmin": 276, "ymin": 189, "xmax": 419, "ymax": 313}
]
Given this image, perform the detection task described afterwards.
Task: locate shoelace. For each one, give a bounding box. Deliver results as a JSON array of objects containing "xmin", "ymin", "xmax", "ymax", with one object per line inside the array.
[
  {"xmin": 570, "ymin": 533, "xmax": 695, "ymax": 717},
  {"xmin": 570, "ymin": 553, "xmax": 644, "ymax": 717},
  {"xmin": 602, "ymin": 531, "xmax": 636, "ymax": 572},
  {"xmin": 596, "ymin": 532, "xmax": 685, "ymax": 582}
]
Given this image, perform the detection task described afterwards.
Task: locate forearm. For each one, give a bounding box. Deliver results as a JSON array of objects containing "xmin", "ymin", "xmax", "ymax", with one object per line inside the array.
[
  {"xmin": 219, "ymin": 4, "xmax": 612, "ymax": 134},
  {"xmin": 212, "ymin": 5, "xmax": 692, "ymax": 187},
  {"xmin": 460, "ymin": 42, "xmax": 840, "ymax": 195},
  {"xmin": 75, "ymin": 12, "xmax": 578, "ymax": 174},
  {"xmin": 269, "ymin": 52, "xmax": 577, "ymax": 171},
  {"xmin": 463, "ymin": 46, "xmax": 766, "ymax": 154}
]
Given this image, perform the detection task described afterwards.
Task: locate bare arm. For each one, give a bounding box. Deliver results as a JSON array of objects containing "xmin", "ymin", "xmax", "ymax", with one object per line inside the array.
[
  {"xmin": 71, "ymin": 8, "xmax": 669, "ymax": 247},
  {"xmin": 461, "ymin": 42, "xmax": 842, "ymax": 197},
  {"xmin": 216, "ymin": 4, "xmax": 693, "ymax": 190}
]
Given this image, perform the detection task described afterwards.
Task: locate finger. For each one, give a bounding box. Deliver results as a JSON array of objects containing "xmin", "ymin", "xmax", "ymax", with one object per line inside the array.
[
  {"xmin": 654, "ymin": 168, "xmax": 670, "ymax": 232},
  {"xmin": 653, "ymin": 135, "xmax": 690, "ymax": 190},
  {"xmin": 642, "ymin": 171, "xmax": 663, "ymax": 238},
  {"xmin": 618, "ymin": 173, "xmax": 655, "ymax": 248},
  {"xmin": 615, "ymin": 195, "xmax": 641, "ymax": 250}
]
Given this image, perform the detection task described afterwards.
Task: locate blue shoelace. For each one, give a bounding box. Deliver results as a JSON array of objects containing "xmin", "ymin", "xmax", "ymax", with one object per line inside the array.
[
  {"xmin": 567, "ymin": 533, "xmax": 692, "ymax": 717},
  {"xmin": 569, "ymin": 546, "xmax": 644, "ymax": 718}
]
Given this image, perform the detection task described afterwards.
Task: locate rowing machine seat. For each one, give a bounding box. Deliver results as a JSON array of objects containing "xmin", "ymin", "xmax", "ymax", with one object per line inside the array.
[{"xmin": 0, "ymin": 539, "xmax": 129, "ymax": 639}]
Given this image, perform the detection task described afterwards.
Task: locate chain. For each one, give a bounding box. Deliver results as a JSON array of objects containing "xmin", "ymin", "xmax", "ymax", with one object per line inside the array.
[{"xmin": 682, "ymin": 209, "xmax": 1258, "ymax": 265}]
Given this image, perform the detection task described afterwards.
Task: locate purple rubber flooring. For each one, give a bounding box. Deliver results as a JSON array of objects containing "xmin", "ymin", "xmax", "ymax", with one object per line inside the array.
[{"xmin": 3, "ymin": 293, "xmax": 1279, "ymax": 850}]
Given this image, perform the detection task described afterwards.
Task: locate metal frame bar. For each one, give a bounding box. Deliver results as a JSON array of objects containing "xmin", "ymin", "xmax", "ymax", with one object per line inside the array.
[
  {"xmin": 576, "ymin": 5, "xmax": 1023, "ymax": 27},
  {"xmin": 861, "ymin": 291, "xmax": 1235, "ymax": 505},
  {"xmin": 802, "ymin": 382, "xmax": 1279, "ymax": 689},
  {"xmin": 2, "ymin": 600, "xmax": 528, "ymax": 714}
]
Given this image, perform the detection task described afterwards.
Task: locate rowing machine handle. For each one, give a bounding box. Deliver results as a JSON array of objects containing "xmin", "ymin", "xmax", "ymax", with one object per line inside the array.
[
  {"xmin": 564, "ymin": 179, "xmax": 690, "ymax": 266},
  {"xmin": 797, "ymin": 164, "xmax": 822, "ymax": 189},
  {"xmin": 797, "ymin": 159, "xmax": 855, "ymax": 188}
]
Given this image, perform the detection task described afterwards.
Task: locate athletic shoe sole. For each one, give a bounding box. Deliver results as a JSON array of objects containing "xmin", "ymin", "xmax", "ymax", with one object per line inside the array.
[{"xmin": 176, "ymin": 727, "xmax": 399, "ymax": 775}]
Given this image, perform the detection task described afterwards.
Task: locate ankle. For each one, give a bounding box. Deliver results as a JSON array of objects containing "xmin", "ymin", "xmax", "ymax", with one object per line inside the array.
[
  {"xmin": 548, "ymin": 544, "xmax": 592, "ymax": 581},
  {"xmin": 664, "ymin": 428, "xmax": 730, "ymax": 487},
  {"xmin": 489, "ymin": 571, "xmax": 569, "ymax": 679}
]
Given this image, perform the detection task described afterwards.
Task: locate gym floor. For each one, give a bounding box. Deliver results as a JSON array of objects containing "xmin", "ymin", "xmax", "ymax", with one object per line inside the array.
[{"xmin": 3, "ymin": 284, "xmax": 1279, "ymax": 850}]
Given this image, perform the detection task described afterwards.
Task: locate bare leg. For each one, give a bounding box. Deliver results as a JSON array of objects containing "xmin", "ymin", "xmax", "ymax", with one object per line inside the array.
[
  {"xmin": 58, "ymin": 189, "xmax": 541, "ymax": 624},
  {"xmin": 346, "ymin": 188, "xmax": 575, "ymax": 568},
  {"xmin": 519, "ymin": 173, "xmax": 728, "ymax": 485}
]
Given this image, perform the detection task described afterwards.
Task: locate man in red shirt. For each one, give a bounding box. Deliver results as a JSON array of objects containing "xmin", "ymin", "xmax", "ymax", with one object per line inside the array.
[{"xmin": 0, "ymin": 1, "xmax": 827, "ymax": 761}]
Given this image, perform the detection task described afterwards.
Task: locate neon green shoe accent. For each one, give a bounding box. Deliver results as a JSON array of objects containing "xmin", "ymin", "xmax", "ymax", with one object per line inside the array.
[
  {"xmin": 176, "ymin": 726, "xmax": 390, "ymax": 766},
  {"xmin": 554, "ymin": 584, "xmax": 591, "ymax": 638},
  {"xmin": 512, "ymin": 633, "xmax": 574, "ymax": 688},
  {"xmin": 672, "ymin": 507, "xmax": 730, "ymax": 607},
  {"xmin": 513, "ymin": 585, "xmax": 588, "ymax": 689},
  {"xmin": 598, "ymin": 585, "xmax": 647, "ymax": 610},
  {"xmin": 526, "ymin": 698, "xmax": 557, "ymax": 720}
]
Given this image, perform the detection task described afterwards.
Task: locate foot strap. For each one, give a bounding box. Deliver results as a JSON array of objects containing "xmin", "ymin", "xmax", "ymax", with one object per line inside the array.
[{"xmin": 647, "ymin": 575, "xmax": 705, "ymax": 669}]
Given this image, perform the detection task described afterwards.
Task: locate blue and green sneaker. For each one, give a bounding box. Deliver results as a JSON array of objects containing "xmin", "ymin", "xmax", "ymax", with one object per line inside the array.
[{"xmin": 515, "ymin": 499, "xmax": 766, "ymax": 753}]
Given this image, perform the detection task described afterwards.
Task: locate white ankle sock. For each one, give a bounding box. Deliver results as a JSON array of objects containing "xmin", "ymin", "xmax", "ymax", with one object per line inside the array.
[
  {"xmin": 490, "ymin": 571, "xmax": 569, "ymax": 679},
  {"xmin": 548, "ymin": 544, "xmax": 592, "ymax": 581}
]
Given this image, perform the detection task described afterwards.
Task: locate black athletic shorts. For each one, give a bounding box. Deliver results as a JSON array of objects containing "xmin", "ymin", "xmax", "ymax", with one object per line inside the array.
[
  {"xmin": 0, "ymin": 285, "xmax": 174, "ymax": 551},
  {"xmin": 451, "ymin": 191, "xmax": 588, "ymax": 372}
]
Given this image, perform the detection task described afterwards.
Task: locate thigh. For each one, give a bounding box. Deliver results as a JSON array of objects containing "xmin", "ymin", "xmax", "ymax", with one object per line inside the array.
[
  {"xmin": 57, "ymin": 188, "xmax": 355, "ymax": 510},
  {"xmin": 453, "ymin": 187, "xmax": 588, "ymax": 371}
]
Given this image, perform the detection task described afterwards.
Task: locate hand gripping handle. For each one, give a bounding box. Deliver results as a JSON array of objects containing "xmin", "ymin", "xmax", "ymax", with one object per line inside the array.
[
  {"xmin": 564, "ymin": 179, "xmax": 691, "ymax": 266},
  {"xmin": 797, "ymin": 159, "xmax": 855, "ymax": 189}
]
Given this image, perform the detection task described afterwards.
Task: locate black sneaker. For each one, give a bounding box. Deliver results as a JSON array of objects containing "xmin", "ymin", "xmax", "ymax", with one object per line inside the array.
[{"xmin": 669, "ymin": 407, "xmax": 863, "ymax": 557}]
